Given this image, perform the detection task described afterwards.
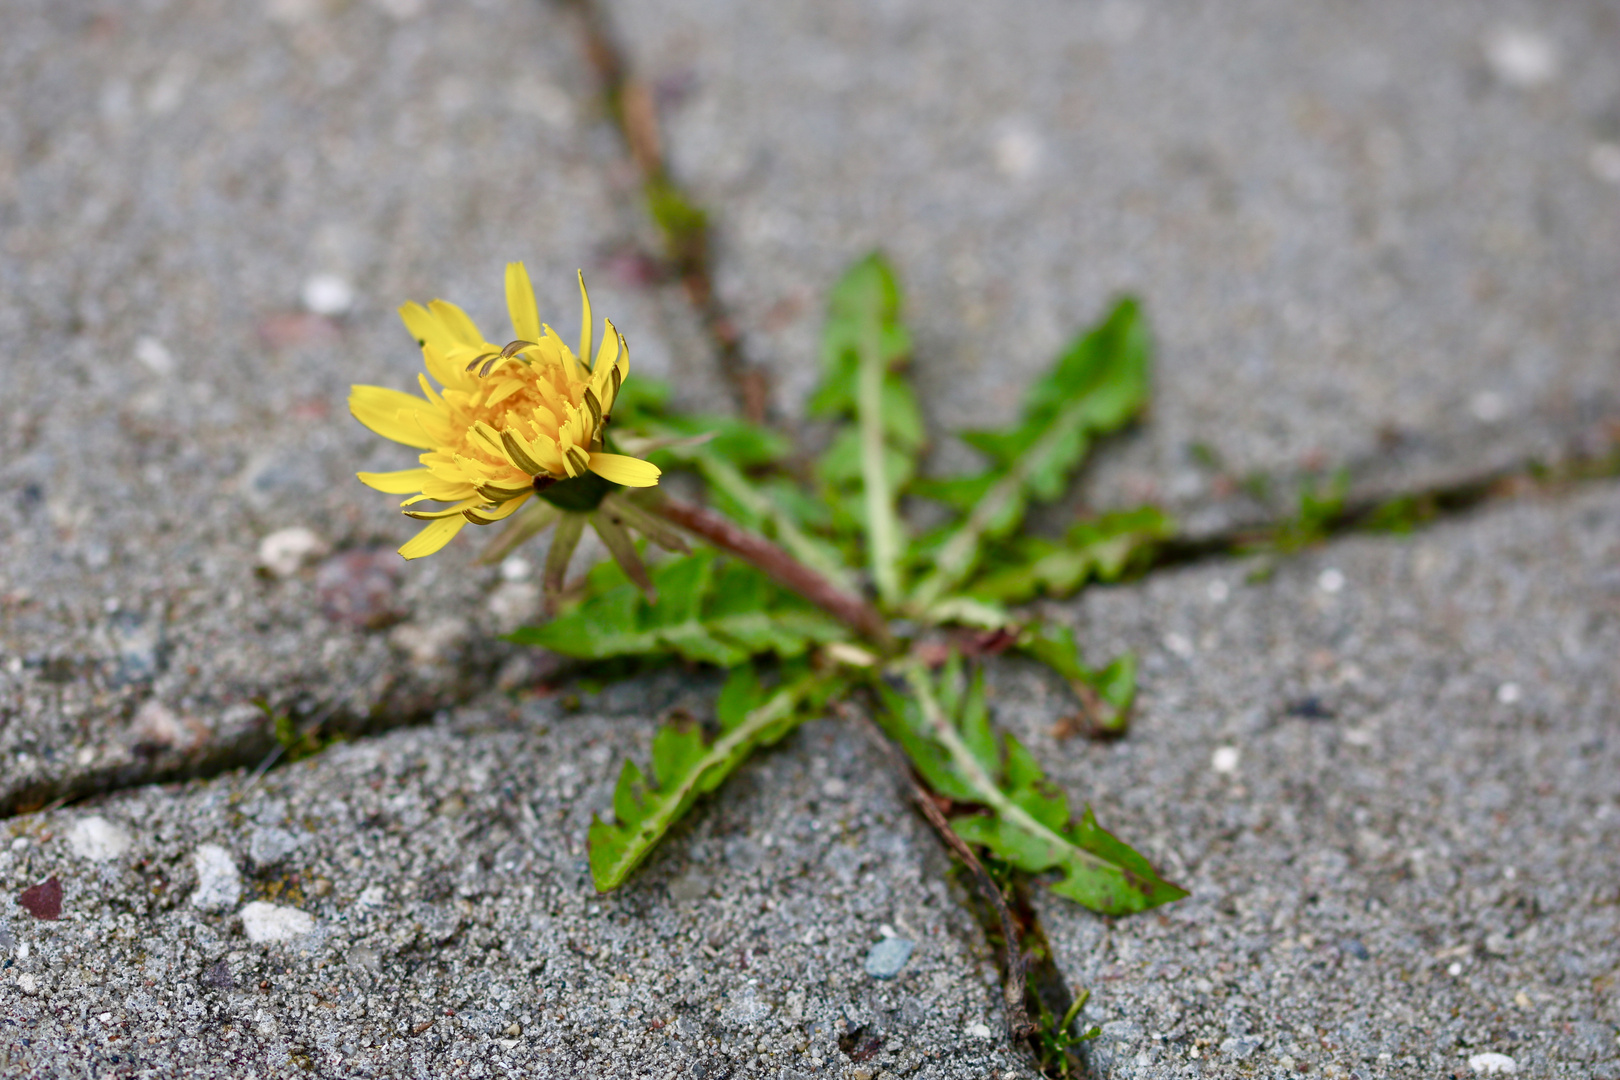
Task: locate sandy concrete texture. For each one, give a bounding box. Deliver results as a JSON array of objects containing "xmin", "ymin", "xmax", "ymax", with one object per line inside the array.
[{"xmin": 986, "ymin": 482, "xmax": 1620, "ymax": 1078}]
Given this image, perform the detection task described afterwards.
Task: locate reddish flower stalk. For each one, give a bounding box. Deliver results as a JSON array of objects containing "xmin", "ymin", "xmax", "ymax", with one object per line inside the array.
[{"xmin": 649, "ymin": 497, "xmax": 893, "ymax": 649}]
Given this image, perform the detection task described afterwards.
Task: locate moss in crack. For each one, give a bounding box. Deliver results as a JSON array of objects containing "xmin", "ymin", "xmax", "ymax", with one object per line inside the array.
[
  {"xmin": 260, "ymin": 702, "xmax": 345, "ymax": 764},
  {"xmin": 1149, "ymin": 432, "xmax": 1620, "ymax": 576},
  {"xmin": 646, "ymin": 176, "xmax": 708, "ymax": 273}
]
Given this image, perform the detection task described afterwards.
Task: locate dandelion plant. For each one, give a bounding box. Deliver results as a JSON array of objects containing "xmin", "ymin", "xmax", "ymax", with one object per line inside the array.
[{"xmin": 353, "ymin": 256, "xmax": 1187, "ymax": 1050}]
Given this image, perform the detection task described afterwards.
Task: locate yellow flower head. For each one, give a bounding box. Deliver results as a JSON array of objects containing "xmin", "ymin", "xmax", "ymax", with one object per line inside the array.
[{"xmin": 350, "ymin": 263, "xmax": 660, "ymax": 559}]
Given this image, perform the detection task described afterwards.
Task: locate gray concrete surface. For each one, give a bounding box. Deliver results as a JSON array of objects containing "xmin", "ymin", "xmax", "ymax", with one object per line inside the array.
[
  {"xmin": 607, "ymin": 0, "xmax": 1620, "ymax": 530},
  {"xmin": 1, "ymin": 671, "xmax": 1035, "ymax": 1079},
  {"xmin": 987, "ymin": 482, "xmax": 1620, "ymax": 1078},
  {"xmin": 5, "ymin": 2, "xmax": 1619, "ymax": 1077},
  {"xmin": 0, "ymin": 0, "xmax": 716, "ymax": 813}
]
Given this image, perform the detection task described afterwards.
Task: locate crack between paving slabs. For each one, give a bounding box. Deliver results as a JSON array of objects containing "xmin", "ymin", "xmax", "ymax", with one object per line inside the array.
[
  {"xmin": 0, "ymin": 653, "xmax": 511, "ymax": 819},
  {"xmin": 1141, "ymin": 434, "xmax": 1620, "ymax": 575},
  {"xmin": 10, "ymin": 10, "xmax": 1620, "ymax": 1074},
  {"xmin": 11, "ymin": 432, "xmax": 1615, "ymax": 822},
  {"xmin": 557, "ymin": 0, "xmax": 771, "ymax": 424},
  {"xmin": 851, "ymin": 704, "xmax": 1099, "ymax": 1078},
  {"xmin": 850, "ymin": 705, "xmax": 1036, "ymax": 1045}
]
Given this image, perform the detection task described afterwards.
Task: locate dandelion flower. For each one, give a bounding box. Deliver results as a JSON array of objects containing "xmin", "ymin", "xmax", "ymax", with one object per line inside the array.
[{"xmin": 350, "ymin": 264, "xmax": 661, "ymax": 560}]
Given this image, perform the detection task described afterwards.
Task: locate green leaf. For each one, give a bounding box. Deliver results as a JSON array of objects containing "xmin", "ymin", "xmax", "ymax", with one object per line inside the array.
[
  {"xmin": 1015, "ymin": 623, "xmax": 1137, "ymax": 736},
  {"xmin": 810, "ymin": 253, "xmax": 919, "ymax": 605},
  {"xmin": 913, "ymin": 299, "xmax": 1152, "ymax": 608},
  {"xmin": 508, "ymin": 550, "xmax": 847, "ymax": 665},
  {"xmin": 874, "ymin": 681, "xmax": 982, "ymax": 804},
  {"xmin": 968, "ymin": 507, "xmax": 1174, "ymax": 604},
  {"xmin": 1259, "ymin": 468, "xmax": 1349, "ymax": 554},
  {"xmin": 589, "ymin": 666, "xmax": 834, "ymax": 890},
  {"xmin": 891, "ymin": 661, "xmax": 1184, "ymax": 915}
]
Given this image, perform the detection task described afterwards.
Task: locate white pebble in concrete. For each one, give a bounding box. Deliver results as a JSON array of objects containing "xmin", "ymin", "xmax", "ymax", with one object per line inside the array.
[
  {"xmin": 1468, "ymin": 1052, "xmax": 1517, "ymax": 1075},
  {"xmin": 300, "ymin": 273, "xmax": 355, "ymax": 316},
  {"xmin": 992, "ymin": 122, "xmax": 1043, "ymax": 180},
  {"xmin": 1496, "ymin": 682, "xmax": 1522, "ymax": 705},
  {"xmin": 248, "ymin": 826, "xmax": 302, "ymax": 869},
  {"xmin": 1592, "ymin": 143, "xmax": 1620, "ymax": 185},
  {"xmin": 67, "ymin": 816, "xmax": 133, "ymax": 862},
  {"xmin": 134, "ymin": 336, "xmax": 175, "ymax": 377},
  {"xmin": 1470, "ymin": 390, "xmax": 1508, "ymax": 423},
  {"xmin": 189, "ymin": 844, "xmax": 243, "ymax": 912},
  {"xmin": 1211, "ymin": 746, "xmax": 1241, "ymax": 774},
  {"xmin": 864, "ymin": 936, "xmax": 914, "ymax": 979},
  {"xmin": 965, "ymin": 1023, "xmax": 992, "ymax": 1039},
  {"xmin": 1482, "ymin": 27, "xmax": 1558, "ymax": 88},
  {"xmin": 240, "ymin": 901, "xmax": 316, "ymax": 943},
  {"xmin": 256, "ymin": 526, "xmax": 328, "ymax": 578},
  {"xmin": 1318, "ymin": 568, "xmax": 1345, "ymax": 594}
]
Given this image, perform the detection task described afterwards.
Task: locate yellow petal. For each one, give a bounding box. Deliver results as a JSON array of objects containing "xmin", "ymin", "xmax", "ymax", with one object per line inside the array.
[
  {"xmin": 577, "ymin": 270, "xmax": 593, "ymax": 373},
  {"xmin": 541, "ymin": 323, "xmax": 581, "ymax": 383},
  {"xmin": 428, "ymin": 299, "xmax": 484, "ymax": 347},
  {"xmin": 399, "ymin": 301, "xmax": 450, "ymax": 352},
  {"xmin": 416, "ymin": 373, "xmax": 445, "ymax": 408},
  {"xmin": 357, "ymin": 468, "xmax": 434, "ymax": 494},
  {"xmin": 529, "ymin": 430, "xmax": 565, "ymax": 476},
  {"xmin": 588, "ymin": 452, "xmax": 661, "ymax": 488},
  {"xmin": 506, "ymin": 262, "xmax": 541, "ymax": 344},
  {"xmin": 399, "ymin": 515, "xmax": 467, "ymax": 560},
  {"xmin": 349, "ymin": 385, "xmax": 437, "ymax": 449},
  {"xmin": 420, "ymin": 475, "xmax": 479, "ymax": 501},
  {"xmin": 591, "ymin": 319, "xmax": 620, "ymax": 391},
  {"xmin": 484, "ymin": 377, "xmax": 525, "ymax": 409}
]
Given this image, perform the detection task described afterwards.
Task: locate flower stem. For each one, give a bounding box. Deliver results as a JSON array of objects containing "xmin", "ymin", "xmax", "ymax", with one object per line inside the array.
[{"xmin": 650, "ymin": 497, "xmax": 894, "ymax": 648}]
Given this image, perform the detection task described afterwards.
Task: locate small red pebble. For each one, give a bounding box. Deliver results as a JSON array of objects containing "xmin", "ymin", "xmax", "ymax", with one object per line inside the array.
[{"xmin": 19, "ymin": 875, "xmax": 63, "ymax": 920}]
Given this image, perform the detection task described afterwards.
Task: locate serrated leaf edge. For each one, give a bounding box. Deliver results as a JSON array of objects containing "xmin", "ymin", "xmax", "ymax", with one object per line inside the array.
[
  {"xmin": 901, "ymin": 663, "xmax": 1180, "ymax": 912},
  {"xmin": 589, "ymin": 673, "xmax": 819, "ymax": 891}
]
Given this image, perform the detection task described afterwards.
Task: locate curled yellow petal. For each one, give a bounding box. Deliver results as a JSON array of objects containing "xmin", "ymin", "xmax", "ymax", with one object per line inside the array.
[
  {"xmin": 588, "ymin": 452, "xmax": 661, "ymax": 488},
  {"xmin": 462, "ymin": 491, "xmax": 531, "ymax": 526},
  {"xmin": 403, "ymin": 497, "xmax": 483, "ymax": 521},
  {"xmin": 399, "ymin": 515, "xmax": 467, "ymax": 560}
]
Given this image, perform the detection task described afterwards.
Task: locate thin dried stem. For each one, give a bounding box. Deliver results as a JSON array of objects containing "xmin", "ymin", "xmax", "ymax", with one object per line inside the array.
[{"xmin": 852, "ymin": 707, "xmax": 1034, "ymax": 1043}]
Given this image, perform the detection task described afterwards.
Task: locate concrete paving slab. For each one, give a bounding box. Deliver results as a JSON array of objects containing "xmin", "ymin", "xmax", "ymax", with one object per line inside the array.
[
  {"xmin": 0, "ymin": 675, "xmax": 1036, "ymax": 1078},
  {"xmin": 607, "ymin": 0, "xmax": 1620, "ymax": 529},
  {"xmin": 982, "ymin": 482, "xmax": 1620, "ymax": 1077},
  {"xmin": 0, "ymin": 0, "xmax": 712, "ymax": 813}
]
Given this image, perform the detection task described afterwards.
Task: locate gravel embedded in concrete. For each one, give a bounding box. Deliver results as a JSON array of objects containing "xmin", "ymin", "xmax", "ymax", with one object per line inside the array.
[{"xmin": 1, "ymin": 685, "xmax": 1037, "ymax": 1078}]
